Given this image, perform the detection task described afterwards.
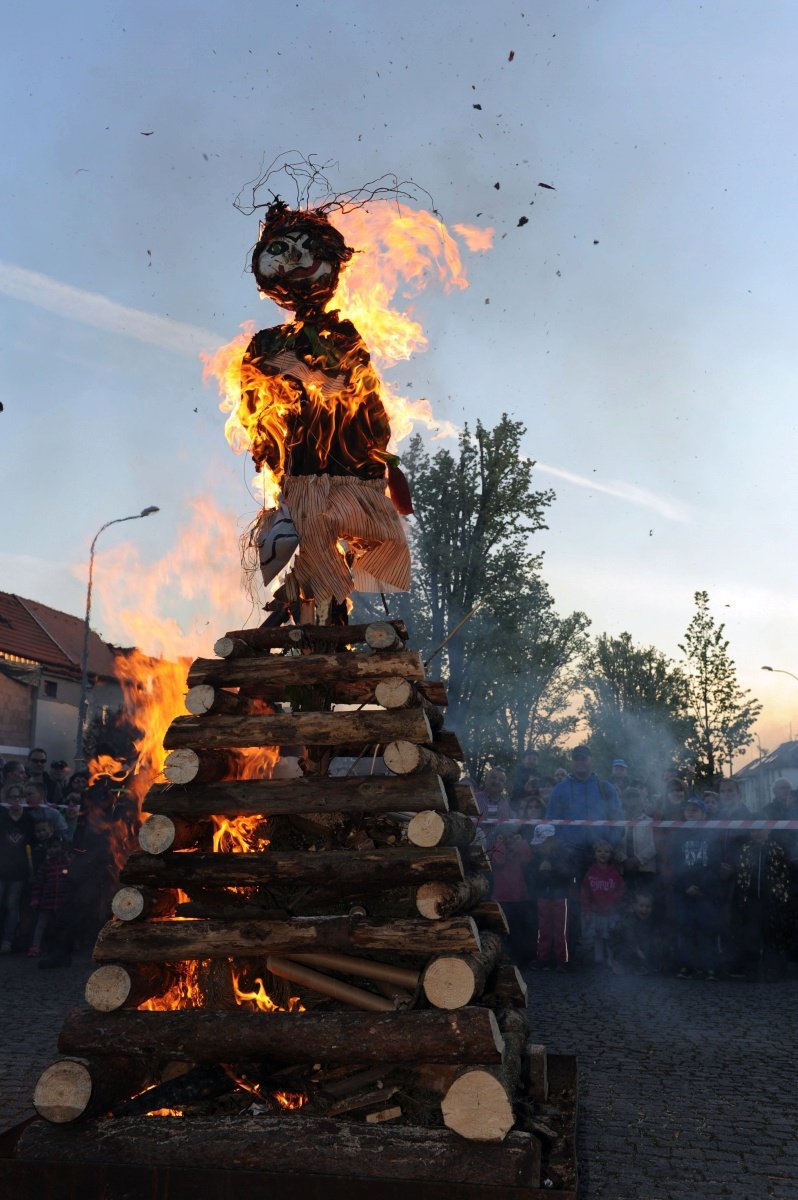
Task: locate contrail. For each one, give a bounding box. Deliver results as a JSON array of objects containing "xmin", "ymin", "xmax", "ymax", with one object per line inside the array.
[
  {"xmin": 0, "ymin": 260, "xmax": 220, "ymax": 356},
  {"xmin": 534, "ymin": 461, "xmax": 690, "ymax": 523}
]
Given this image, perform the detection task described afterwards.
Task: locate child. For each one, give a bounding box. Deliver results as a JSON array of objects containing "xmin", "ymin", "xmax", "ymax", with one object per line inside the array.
[
  {"xmin": 667, "ymin": 796, "xmax": 723, "ymax": 979},
  {"xmin": 28, "ymin": 838, "xmax": 72, "ymax": 958},
  {"xmin": 610, "ymin": 891, "xmax": 664, "ymax": 975},
  {"xmin": 580, "ymin": 841, "xmax": 625, "ymax": 967},
  {"xmin": 489, "ymin": 822, "xmax": 534, "ymax": 967},
  {"xmin": 528, "ymin": 823, "xmax": 574, "ymax": 971}
]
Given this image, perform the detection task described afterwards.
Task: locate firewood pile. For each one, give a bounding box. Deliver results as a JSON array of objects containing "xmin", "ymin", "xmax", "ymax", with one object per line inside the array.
[{"xmin": 20, "ymin": 620, "xmax": 554, "ymax": 1189}]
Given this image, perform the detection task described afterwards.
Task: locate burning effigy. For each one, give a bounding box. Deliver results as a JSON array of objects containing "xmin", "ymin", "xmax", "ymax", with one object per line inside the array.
[{"xmin": 15, "ymin": 172, "xmax": 576, "ymax": 1197}]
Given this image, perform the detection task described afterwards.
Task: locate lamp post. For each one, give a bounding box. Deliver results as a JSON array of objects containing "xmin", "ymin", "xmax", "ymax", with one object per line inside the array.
[
  {"xmin": 761, "ymin": 665, "xmax": 798, "ymax": 685},
  {"xmin": 74, "ymin": 507, "xmax": 160, "ymax": 763}
]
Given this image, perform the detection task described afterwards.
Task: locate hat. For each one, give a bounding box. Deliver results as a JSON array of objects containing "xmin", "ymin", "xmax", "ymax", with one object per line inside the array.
[
  {"xmin": 611, "ymin": 758, "xmax": 628, "ymax": 769},
  {"xmin": 684, "ymin": 796, "xmax": 706, "ymax": 812},
  {"xmin": 571, "ymin": 745, "xmax": 592, "ymax": 760},
  {"xmin": 531, "ymin": 823, "xmax": 556, "ymax": 846}
]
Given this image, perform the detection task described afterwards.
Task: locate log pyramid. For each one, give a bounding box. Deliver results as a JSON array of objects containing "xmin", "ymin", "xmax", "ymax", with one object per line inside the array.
[{"xmin": 23, "ymin": 619, "xmax": 547, "ymax": 1188}]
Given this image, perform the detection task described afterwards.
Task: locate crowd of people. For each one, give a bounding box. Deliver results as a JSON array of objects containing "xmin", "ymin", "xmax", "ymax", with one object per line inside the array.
[
  {"xmin": 477, "ymin": 746, "xmax": 798, "ymax": 982},
  {"xmin": 0, "ymin": 748, "xmax": 135, "ymax": 968}
]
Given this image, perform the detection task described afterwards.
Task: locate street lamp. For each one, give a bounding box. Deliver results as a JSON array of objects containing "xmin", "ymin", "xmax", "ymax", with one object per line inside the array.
[
  {"xmin": 761, "ymin": 665, "xmax": 798, "ymax": 684},
  {"xmin": 74, "ymin": 507, "xmax": 160, "ymax": 762}
]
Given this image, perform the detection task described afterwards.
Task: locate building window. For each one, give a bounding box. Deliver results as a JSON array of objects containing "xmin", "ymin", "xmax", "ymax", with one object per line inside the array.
[{"xmin": 43, "ymin": 680, "xmax": 58, "ymax": 698}]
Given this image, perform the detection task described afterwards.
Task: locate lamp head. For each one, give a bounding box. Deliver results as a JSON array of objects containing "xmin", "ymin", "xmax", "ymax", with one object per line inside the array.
[{"xmin": 140, "ymin": 506, "xmax": 160, "ymax": 517}]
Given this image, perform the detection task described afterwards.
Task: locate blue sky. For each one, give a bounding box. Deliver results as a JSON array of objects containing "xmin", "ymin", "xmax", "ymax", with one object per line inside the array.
[{"xmin": 2, "ymin": 1, "xmax": 797, "ymax": 756}]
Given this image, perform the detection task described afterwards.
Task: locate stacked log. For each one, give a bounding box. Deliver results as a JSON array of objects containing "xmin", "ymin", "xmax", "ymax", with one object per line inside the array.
[{"xmin": 28, "ymin": 618, "xmax": 544, "ymax": 1174}]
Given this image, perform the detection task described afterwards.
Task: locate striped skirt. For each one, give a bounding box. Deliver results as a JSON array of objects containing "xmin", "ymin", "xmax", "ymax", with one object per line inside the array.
[{"xmin": 282, "ymin": 474, "xmax": 411, "ymax": 602}]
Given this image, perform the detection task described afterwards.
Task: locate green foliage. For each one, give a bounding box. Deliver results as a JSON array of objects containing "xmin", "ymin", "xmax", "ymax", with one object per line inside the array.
[
  {"xmin": 581, "ymin": 631, "xmax": 696, "ymax": 780},
  {"xmin": 678, "ymin": 590, "xmax": 762, "ymax": 782},
  {"xmin": 398, "ymin": 416, "xmax": 589, "ymax": 776}
]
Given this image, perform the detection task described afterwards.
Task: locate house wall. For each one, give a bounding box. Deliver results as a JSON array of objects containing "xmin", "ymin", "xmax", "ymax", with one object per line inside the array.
[
  {"xmin": 31, "ymin": 675, "xmax": 124, "ymax": 764},
  {"xmin": 0, "ymin": 672, "xmax": 35, "ymax": 755},
  {"xmin": 737, "ymin": 766, "xmax": 798, "ymax": 813}
]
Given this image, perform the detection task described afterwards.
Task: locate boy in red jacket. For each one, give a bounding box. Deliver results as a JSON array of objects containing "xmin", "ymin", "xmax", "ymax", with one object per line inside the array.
[{"xmin": 581, "ymin": 840, "xmax": 625, "ymax": 968}]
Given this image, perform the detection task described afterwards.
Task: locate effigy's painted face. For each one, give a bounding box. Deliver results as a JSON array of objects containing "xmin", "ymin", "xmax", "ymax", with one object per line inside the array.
[{"xmin": 256, "ymin": 229, "xmax": 338, "ymax": 312}]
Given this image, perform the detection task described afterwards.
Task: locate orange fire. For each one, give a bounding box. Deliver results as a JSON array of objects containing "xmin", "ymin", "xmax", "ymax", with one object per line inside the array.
[
  {"xmin": 273, "ymin": 1091, "xmax": 307, "ymax": 1110},
  {"xmin": 231, "ymin": 968, "xmax": 304, "ymax": 1013},
  {"xmin": 146, "ymin": 1108, "xmax": 184, "ymax": 1118},
  {"xmin": 212, "ymin": 813, "xmax": 270, "ymax": 854},
  {"xmin": 202, "ymin": 204, "xmax": 491, "ymax": 504},
  {"xmin": 139, "ymin": 959, "xmax": 206, "ymax": 1011}
]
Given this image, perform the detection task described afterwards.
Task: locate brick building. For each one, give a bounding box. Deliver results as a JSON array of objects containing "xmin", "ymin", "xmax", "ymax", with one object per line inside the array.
[{"xmin": 0, "ymin": 592, "xmax": 123, "ymax": 765}]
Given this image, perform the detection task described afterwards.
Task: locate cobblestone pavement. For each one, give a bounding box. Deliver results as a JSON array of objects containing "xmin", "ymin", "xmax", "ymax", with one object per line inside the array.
[
  {"xmin": 527, "ymin": 965, "xmax": 798, "ymax": 1200},
  {"xmin": 2, "ymin": 952, "xmax": 797, "ymax": 1199}
]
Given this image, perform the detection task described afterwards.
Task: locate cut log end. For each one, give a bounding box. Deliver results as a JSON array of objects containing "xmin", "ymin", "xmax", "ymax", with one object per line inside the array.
[
  {"xmin": 138, "ymin": 814, "xmax": 176, "ymax": 856},
  {"xmin": 441, "ymin": 1069, "xmax": 516, "ymax": 1142},
  {"xmin": 111, "ymin": 886, "xmax": 146, "ymax": 922},
  {"xmin": 85, "ymin": 965, "xmax": 132, "ymax": 1012},
  {"xmin": 365, "ymin": 622, "xmax": 403, "ymax": 651},
  {"xmin": 423, "ymin": 956, "xmax": 480, "ymax": 1009},
  {"xmin": 33, "ymin": 1059, "xmax": 93, "ymax": 1124}
]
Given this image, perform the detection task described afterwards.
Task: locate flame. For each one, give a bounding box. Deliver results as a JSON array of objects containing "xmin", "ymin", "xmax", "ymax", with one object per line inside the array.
[
  {"xmin": 139, "ymin": 959, "xmax": 206, "ymax": 1011},
  {"xmin": 146, "ymin": 1108, "xmax": 184, "ymax": 1118},
  {"xmin": 88, "ymin": 754, "xmax": 129, "ymax": 784},
  {"xmin": 228, "ymin": 744, "xmax": 280, "ymax": 780},
  {"xmin": 231, "ymin": 969, "xmax": 304, "ymax": 1013},
  {"xmin": 273, "ymin": 1091, "xmax": 307, "ymax": 1110},
  {"xmin": 212, "ymin": 814, "xmax": 270, "ymax": 854},
  {"xmin": 202, "ymin": 204, "xmax": 488, "ymax": 497}
]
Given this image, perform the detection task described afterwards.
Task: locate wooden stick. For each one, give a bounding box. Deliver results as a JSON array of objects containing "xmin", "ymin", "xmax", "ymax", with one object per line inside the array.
[
  {"xmin": 33, "ymin": 1057, "xmax": 151, "ymax": 1124},
  {"xmin": 138, "ymin": 814, "xmax": 206, "ymax": 855},
  {"xmin": 364, "ymin": 621, "xmax": 404, "ymax": 651},
  {"xmin": 375, "ymin": 677, "xmax": 444, "ymax": 731},
  {"xmin": 57, "ymin": 1006, "xmax": 506, "ymax": 1065},
  {"xmin": 184, "ymin": 684, "xmax": 245, "ymax": 716},
  {"xmin": 144, "ymin": 773, "xmax": 450, "ymax": 819},
  {"xmin": 121, "ymin": 847, "xmax": 465, "ymax": 892},
  {"xmin": 187, "ymin": 649, "xmax": 424, "ymax": 689},
  {"xmin": 163, "ymin": 748, "xmax": 230, "ymax": 785},
  {"xmin": 84, "ymin": 963, "xmax": 177, "ymax": 1012},
  {"xmin": 110, "ymin": 885, "xmax": 177, "ymax": 923},
  {"xmin": 218, "ymin": 620, "xmax": 409, "ymax": 653},
  {"xmin": 422, "ymin": 932, "xmax": 504, "ymax": 1010},
  {"xmin": 415, "ymin": 874, "xmax": 491, "ymax": 920},
  {"xmin": 286, "ymin": 951, "xmax": 420, "ymax": 990},
  {"xmin": 407, "ymin": 810, "xmax": 476, "ymax": 850},
  {"xmin": 266, "ymin": 956, "xmax": 393, "ymax": 1012},
  {"xmin": 163, "ymin": 708, "xmax": 432, "ymax": 752},
  {"xmin": 93, "ymin": 914, "xmax": 482, "ymax": 962},
  {"xmin": 384, "ymin": 741, "xmax": 461, "ymax": 782}
]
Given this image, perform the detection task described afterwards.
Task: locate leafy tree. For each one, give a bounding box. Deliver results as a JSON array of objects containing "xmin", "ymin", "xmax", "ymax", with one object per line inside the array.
[
  {"xmin": 391, "ymin": 416, "xmax": 588, "ymax": 775},
  {"xmin": 581, "ymin": 631, "xmax": 696, "ymax": 779},
  {"xmin": 678, "ymin": 590, "xmax": 762, "ymax": 782}
]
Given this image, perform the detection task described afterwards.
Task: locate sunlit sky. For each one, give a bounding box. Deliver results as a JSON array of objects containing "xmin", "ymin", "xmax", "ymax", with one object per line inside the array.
[{"xmin": 2, "ymin": 1, "xmax": 797, "ymax": 762}]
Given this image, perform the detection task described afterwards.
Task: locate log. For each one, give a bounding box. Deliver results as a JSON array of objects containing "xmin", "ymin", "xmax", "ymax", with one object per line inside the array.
[
  {"xmin": 58, "ymin": 1006, "xmax": 506, "ymax": 1065},
  {"xmin": 163, "ymin": 708, "xmax": 432, "ymax": 752},
  {"xmin": 138, "ymin": 814, "xmax": 206, "ymax": 855},
  {"xmin": 121, "ymin": 847, "xmax": 465, "ymax": 892},
  {"xmin": 93, "ymin": 914, "xmax": 482, "ymax": 962},
  {"xmin": 33, "ymin": 1056, "xmax": 151, "ymax": 1124},
  {"xmin": 448, "ymin": 781, "xmax": 480, "ymax": 818},
  {"xmin": 187, "ymin": 649, "xmax": 425, "ymax": 690},
  {"xmin": 184, "ymin": 684, "xmax": 245, "ymax": 716},
  {"xmin": 375, "ymin": 677, "xmax": 444, "ymax": 732},
  {"xmin": 286, "ymin": 951, "xmax": 420, "ymax": 990},
  {"xmin": 384, "ymin": 741, "xmax": 461, "ymax": 782},
  {"xmin": 110, "ymin": 885, "xmax": 177, "ymax": 922},
  {"xmin": 422, "ymin": 932, "xmax": 504, "ymax": 1010},
  {"xmin": 415, "ymin": 874, "xmax": 491, "ymax": 920},
  {"xmin": 110, "ymin": 1064, "xmax": 235, "ymax": 1118},
  {"xmin": 220, "ymin": 620, "xmax": 409, "ymax": 653},
  {"xmin": 483, "ymin": 963, "xmax": 528, "ymax": 1010},
  {"xmin": 441, "ymin": 1067, "xmax": 516, "ymax": 1142},
  {"xmin": 163, "ymin": 748, "xmax": 229, "ymax": 785},
  {"xmin": 212, "ymin": 635, "xmax": 252, "ymax": 659},
  {"xmin": 266, "ymin": 956, "xmax": 394, "ymax": 1012},
  {"xmin": 472, "ymin": 900, "xmax": 511, "ymax": 937},
  {"xmin": 407, "ymin": 810, "xmax": 476, "ymax": 851},
  {"xmin": 84, "ymin": 963, "xmax": 178, "ymax": 1012},
  {"xmin": 327, "ymin": 1084, "xmax": 400, "ymax": 1118},
  {"xmin": 366, "ymin": 1105, "xmax": 402, "ymax": 1123},
  {"xmin": 16, "ymin": 1114, "xmax": 541, "ymax": 1188},
  {"xmin": 434, "ymin": 729, "xmax": 465, "ymax": 760},
  {"xmin": 364, "ymin": 621, "xmax": 404, "ymax": 651},
  {"xmin": 144, "ymin": 773, "xmax": 450, "ymax": 819}
]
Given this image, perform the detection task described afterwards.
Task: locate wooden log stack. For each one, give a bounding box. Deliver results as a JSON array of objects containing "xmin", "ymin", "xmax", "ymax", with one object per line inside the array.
[{"xmin": 25, "ymin": 618, "xmax": 547, "ymax": 1188}]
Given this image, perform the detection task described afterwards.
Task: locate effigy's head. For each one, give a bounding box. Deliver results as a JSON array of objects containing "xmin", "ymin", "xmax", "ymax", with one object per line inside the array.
[{"xmin": 251, "ymin": 199, "xmax": 354, "ymax": 314}]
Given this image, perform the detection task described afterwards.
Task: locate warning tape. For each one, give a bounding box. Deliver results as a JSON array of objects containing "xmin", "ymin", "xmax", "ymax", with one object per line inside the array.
[{"xmin": 481, "ymin": 818, "xmax": 798, "ymax": 829}]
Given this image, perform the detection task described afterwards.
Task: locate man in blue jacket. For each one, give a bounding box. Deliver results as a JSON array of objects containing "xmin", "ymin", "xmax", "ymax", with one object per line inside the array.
[{"xmin": 545, "ymin": 746, "xmax": 625, "ymax": 875}]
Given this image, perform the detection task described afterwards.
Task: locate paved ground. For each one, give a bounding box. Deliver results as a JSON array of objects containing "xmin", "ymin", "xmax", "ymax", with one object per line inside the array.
[{"xmin": 2, "ymin": 952, "xmax": 797, "ymax": 1198}]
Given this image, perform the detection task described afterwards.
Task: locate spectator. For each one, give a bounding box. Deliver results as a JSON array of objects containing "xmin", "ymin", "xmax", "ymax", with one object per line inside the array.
[
  {"xmin": 475, "ymin": 768, "xmax": 510, "ymax": 827},
  {"xmin": 616, "ymin": 784, "xmax": 659, "ymax": 896},
  {"xmin": 489, "ymin": 822, "xmax": 534, "ymax": 967},
  {"xmin": 26, "ymin": 748, "xmax": 58, "ymax": 805},
  {"xmin": 28, "ymin": 837, "xmax": 72, "ymax": 958},
  {"xmin": 553, "ymin": 767, "xmax": 567, "ymax": 785},
  {"xmin": 537, "ymin": 776, "xmax": 556, "ymax": 810},
  {"xmin": 0, "ymin": 784, "xmax": 34, "ymax": 952},
  {"xmin": 67, "ymin": 772, "xmax": 90, "ymax": 797},
  {"xmin": 731, "ymin": 829, "xmax": 791, "ymax": 981},
  {"xmin": 669, "ymin": 796, "xmax": 724, "ymax": 980},
  {"xmin": 528, "ymin": 823, "xmax": 574, "ymax": 972},
  {"xmin": 546, "ymin": 746, "xmax": 625, "ymax": 876},
  {"xmin": 2, "ymin": 761, "xmax": 27, "ymax": 790},
  {"xmin": 62, "ymin": 793, "xmax": 85, "ymax": 844},
  {"xmin": 610, "ymin": 891, "xmax": 664, "ymax": 975},
  {"xmin": 25, "ymin": 782, "xmax": 69, "ymax": 838},
  {"xmin": 30, "ymin": 818, "xmax": 56, "ymax": 875},
  {"xmin": 516, "ymin": 790, "xmax": 546, "ymax": 827},
  {"xmin": 50, "ymin": 760, "xmax": 71, "ymax": 803},
  {"xmin": 702, "ymin": 791, "xmax": 720, "ymax": 818},
  {"xmin": 763, "ymin": 778, "xmax": 798, "ymax": 865},
  {"xmin": 610, "ymin": 758, "xmax": 629, "ymax": 797},
  {"xmin": 580, "ymin": 840, "xmax": 625, "ymax": 968},
  {"xmin": 511, "ymin": 749, "xmax": 540, "ymax": 801}
]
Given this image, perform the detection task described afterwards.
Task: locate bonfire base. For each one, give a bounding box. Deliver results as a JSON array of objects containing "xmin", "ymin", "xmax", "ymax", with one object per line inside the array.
[{"xmin": 7, "ymin": 1057, "xmax": 577, "ymax": 1199}]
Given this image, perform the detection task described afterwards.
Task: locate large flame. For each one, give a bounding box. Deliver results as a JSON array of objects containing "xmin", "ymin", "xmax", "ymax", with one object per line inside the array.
[{"xmin": 231, "ymin": 969, "xmax": 304, "ymax": 1013}]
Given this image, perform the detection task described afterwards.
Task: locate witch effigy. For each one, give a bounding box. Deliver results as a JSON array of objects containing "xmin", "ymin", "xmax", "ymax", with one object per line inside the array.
[{"xmin": 241, "ymin": 199, "xmax": 412, "ymax": 626}]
